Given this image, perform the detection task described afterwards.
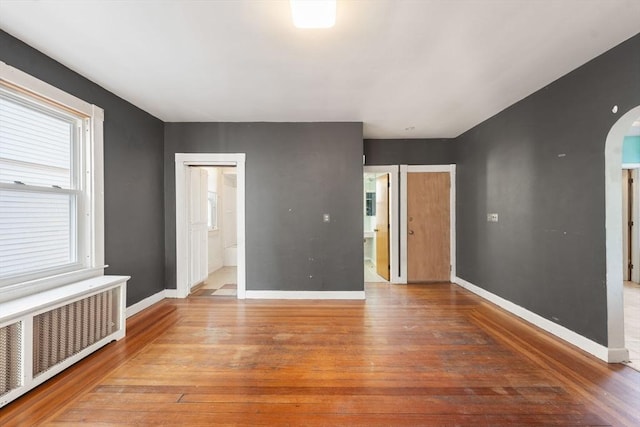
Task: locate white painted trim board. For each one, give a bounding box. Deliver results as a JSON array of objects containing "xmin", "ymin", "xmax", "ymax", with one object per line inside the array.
[
  {"xmin": 454, "ymin": 276, "xmax": 628, "ymax": 363},
  {"xmin": 125, "ymin": 290, "xmax": 166, "ymax": 318},
  {"xmin": 245, "ymin": 291, "xmax": 366, "ymax": 300}
]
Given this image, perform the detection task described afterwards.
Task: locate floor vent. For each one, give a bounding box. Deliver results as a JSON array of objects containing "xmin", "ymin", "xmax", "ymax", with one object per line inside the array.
[{"xmin": 0, "ymin": 275, "xmax": 128, "ymax": 408}]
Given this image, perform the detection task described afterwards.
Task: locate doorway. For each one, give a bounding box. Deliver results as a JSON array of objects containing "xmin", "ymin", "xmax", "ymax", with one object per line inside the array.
[
  {"xmin": 363, "ymin": 166, "xmax": 400, "ymax": 283},
  {"xmin": 604, "ymin": 105, "xmax": 640, "ymax": 363},
  {"xmin": 175, "ymin": 153, "xmax": 246, "ymax": 299},
  {"xmin": 364, "ymin": 172, "xmax": 390, "ymax": 282},
  {"xmin": 621, "ymin": 116, "xmax": 640, "ymax": 369},
  {"xmin": 189, "ymin": 166, "xmax": 239, "ymax": 297}
]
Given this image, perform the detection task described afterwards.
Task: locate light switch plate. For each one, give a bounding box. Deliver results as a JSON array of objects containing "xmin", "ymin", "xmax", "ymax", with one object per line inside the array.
[{"xmin": 487, "ymin": 213, "xmax": 498, "ymax": 222}]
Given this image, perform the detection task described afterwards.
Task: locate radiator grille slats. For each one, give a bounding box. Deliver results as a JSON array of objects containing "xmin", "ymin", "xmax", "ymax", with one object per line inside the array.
[
  {"xmin": 32, "ymin": 288, "xmax": 119, "ymax": 377},
  {"xmin": 0, "ymin": 322, "xmax": 22, "ymax": 397}
]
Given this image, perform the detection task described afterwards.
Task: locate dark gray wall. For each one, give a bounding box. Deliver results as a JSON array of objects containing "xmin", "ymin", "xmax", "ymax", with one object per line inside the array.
[
  {"xmin": 364, "ymin": 139, "xmax": 453, "ymax": 165},
  {"xmin": 454, "ymin": 33, "xmax": 640, "ymax": 345},
  {"xmin": 0, "ymin": 30, "xmax": 165, "ymax": 307},
  {"xmin": 164, "ymin": 122, "xmax": 364, "ymax": 292}
]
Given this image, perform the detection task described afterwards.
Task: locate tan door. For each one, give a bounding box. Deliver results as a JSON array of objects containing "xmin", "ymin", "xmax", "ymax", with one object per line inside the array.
[
  {"xmin": 407, "ymin": 172, "xmax": 450, "ymax": 282},
  {"xmin": 375, "ymin": 174, "xmax": 390, "ymax": 280}
]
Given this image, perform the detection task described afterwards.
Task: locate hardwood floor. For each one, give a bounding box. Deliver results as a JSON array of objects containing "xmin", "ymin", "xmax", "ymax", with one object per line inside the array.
[{"xmin": 2, "ymin": 283, "xmax": 639, "ymax": 426}]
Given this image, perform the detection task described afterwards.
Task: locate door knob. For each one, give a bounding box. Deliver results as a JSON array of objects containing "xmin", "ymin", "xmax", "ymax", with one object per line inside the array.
[
  {"xmin": 374, "ymin": 228, "xmax": 379, "ymax": 232},
  {"xmin": 408, "ymin": 230, "xmax": 414, "ymax": 235}
]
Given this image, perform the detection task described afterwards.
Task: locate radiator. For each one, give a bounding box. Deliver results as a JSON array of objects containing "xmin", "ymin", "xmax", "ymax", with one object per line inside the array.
[
  {"xmin": 0, "ymin": 275, "xmax": 128, "ymax": 408},
  {"xmin": 0, "ymin": 322, "xmax": 22, "ymax": 397}
]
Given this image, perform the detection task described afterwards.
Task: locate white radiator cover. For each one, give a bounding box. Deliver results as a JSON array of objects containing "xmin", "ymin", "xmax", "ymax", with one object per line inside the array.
[{"xmin": 0, "ymin": 275, "xmax": 128, "ymax": 408}]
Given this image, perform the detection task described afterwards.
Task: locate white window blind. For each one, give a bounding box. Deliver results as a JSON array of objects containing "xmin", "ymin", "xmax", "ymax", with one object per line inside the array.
[{"xmin": 0, "ymin": 90, "xmax": 81, "ymax": 282}]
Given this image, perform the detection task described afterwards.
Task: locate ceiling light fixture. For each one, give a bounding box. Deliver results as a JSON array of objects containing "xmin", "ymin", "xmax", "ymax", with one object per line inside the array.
[{"xmin": 290, "ymin": 0, "xmax": 336, "ymax": 29}]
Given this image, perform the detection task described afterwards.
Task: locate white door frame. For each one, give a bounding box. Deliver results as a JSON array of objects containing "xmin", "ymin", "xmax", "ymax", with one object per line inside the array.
[
  {"xmin": 604, "ymin": 105, "xmax": 640, "ymax": 362},
  {"xmin": 175, "ymin": 153, "xmax": 246, "ymax": 299},
  {"xmin": 401, "ymin": 164, "xmax": 456, "ymax": 283},
  {"xmin": 621, "ymin": 168, "xmax": 640, "ymax": 283},
  {"xmin": 364, "ymin": 165, "xmax": 400, "ymax": 283}
]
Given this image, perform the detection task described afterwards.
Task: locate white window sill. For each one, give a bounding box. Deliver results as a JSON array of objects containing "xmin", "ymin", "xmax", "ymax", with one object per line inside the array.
[
  {"xmin": 0, "ymin": 274, "xmax": 129, "ymax": 324},
  {"xmin": 0, "ymin": 266, "xmax": 108, "ymax": 304}
]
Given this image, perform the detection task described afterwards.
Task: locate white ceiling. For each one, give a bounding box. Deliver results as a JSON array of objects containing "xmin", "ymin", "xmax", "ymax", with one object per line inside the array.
[{"xmin": 1, "ymin": 0, "xmax": 639, "ymax": 138}]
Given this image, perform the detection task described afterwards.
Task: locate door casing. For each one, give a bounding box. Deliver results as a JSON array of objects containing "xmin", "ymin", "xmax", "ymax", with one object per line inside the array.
[
  {"xmin": 400, "ymin": 165, "xmax": 456, "ymax": 283},
  {"xmin": 175, "ymin": 153, "xmax": 246, "ymax": 299},
  {"xmin": 364, "ymin": 166, "xmax": 401, "ymax": 283}
]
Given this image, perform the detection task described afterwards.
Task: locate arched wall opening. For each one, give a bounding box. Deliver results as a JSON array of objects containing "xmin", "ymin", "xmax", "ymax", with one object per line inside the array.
[{"xmin": 604, "ymin": 105, "xmax": 640, "ymax": 362}]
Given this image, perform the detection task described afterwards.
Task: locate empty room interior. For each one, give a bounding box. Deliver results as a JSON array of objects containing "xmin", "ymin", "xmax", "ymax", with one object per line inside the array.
[{"xmin": 1, "ymin": 1, "xmax": 640, "ymax": 425}]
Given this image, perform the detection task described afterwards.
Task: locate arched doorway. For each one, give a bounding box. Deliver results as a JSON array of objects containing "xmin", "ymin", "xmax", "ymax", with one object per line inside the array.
[{"xmin": 604, "ymin": 105, "xmax": 640, "ymax": 362}]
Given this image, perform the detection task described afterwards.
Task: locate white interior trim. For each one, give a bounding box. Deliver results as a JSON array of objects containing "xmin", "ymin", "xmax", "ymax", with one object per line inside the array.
[
  {"xmin": 363, "ymin": 165, "xmax": 400, "ymax": 283},
  {"xmin": 400, "ymin": 165, "xmax": 408, "ymax": 283},
  {"xmin": 454, "ymin": 276, "xmax": 624, "ymax": 363},
  {"xmin": 125, "ymin": 289, "xmax": 166, "ymax": 318},
  {"xmin": 164, "ymin": 289, "xmax": 179, "ymax": 298},
  {"xmin": 401, "ymin": 164, "xmax": 456, "ymax": 283},
  {"xmin": 90, "ymin": 105, "xmax": 105, "ymax": 269},
  {"xmin": 0, "ymin": 61, "xmax": 105, "ymax": 303},
  {"xmin": 449, "ymin": 165, "xmax": 457, "ymax": 281},
  {"xmin": 632, "ymin": 169, "xmax": 640, "ymax": 283},
  {"xmin": 605, "ymin": 105, "xmax": 640, "ymax": 356},
  {"xmin": 404, "ymin": 165, "xmax": 452, "ymax": 173},
  {"xmin": 245, "ymin": 290, "xmax": 366, "ymax": 300},
  {"xmin": 0, "ymin": 61, "xmax": 95, "ymax": 116},
  {"xmin": 175, "ymin": 153, "xmax": 246, "ymax": 299},
  {"xmin": 622, "ymin": 163, "xmax": 640, "ymax": 169}
]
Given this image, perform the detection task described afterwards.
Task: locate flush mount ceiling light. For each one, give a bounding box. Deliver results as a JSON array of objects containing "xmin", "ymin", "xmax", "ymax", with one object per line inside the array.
[{"xmin": 290, "ymin": 0, "xmax": 336, "ymax": 29}]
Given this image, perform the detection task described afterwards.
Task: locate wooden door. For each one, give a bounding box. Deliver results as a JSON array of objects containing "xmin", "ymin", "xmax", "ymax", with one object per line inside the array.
[
  {"xmin": 407, "ymin": 172, "xmax": 450, "ymax": 282},
  {"xmin": 375, "ymin": 174, "xmax": 390, "ymax": 280}
]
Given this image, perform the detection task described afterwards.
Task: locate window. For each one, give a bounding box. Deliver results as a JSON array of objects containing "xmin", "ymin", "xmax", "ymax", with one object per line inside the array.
[
  {"xmin": 365, "ymin": 192, "xmax": 376, "ymax": 216},
  {"xmin": 0, "ymin": 62, "xmax": 104, "ymax": 300},
  {"xmin": 207, "ymin": 191, "xmax": 217, "ymax": 230}
]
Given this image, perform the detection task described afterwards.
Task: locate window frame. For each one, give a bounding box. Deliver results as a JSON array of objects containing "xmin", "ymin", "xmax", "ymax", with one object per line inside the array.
[{"xmin": 0, "ymin": 62, "xmax": 105, "ymax": 303}]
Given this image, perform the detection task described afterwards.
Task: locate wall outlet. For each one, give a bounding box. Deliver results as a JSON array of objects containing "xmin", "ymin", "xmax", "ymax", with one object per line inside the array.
[
  {"xmin": 323, "ymin": 213, "xmax": 330, "ymax": 223},
  {"xmin": 487, "ymin": 213, "xmax": 499, "ymax": 222}
]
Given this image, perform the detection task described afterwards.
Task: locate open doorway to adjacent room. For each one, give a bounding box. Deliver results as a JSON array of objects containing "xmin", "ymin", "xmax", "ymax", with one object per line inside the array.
[
  {"xmin": 363, "ymin": 166, "xmax": 400, "ymax": 283},
  {"xmin": 622, "ymin": 115, "xmax": 640, "ymax": 370},
  {"xmin": 188, "ymin": 166, "xmax": 239, "ymax": 298},
  {"xmin": 364, "ymin": 172, "xmax": 390, "ymax": 283},
  {"xmin": 175, "ymin": 153, "xmax": 246, "ymax": 299}
]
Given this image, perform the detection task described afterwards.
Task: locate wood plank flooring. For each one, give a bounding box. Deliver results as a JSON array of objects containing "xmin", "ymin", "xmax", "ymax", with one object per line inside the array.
[{"xmin": 2, "ymin": 283, "xmax": 639, "ymax": 426}]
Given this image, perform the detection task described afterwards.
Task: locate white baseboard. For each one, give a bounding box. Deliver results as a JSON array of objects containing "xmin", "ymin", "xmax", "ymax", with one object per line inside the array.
[
  {"xmin": 607, "ymin": 347, "xmax": 630, "ymax": 363},
  {"xmin": 454, "ymin": 276, "xmax": 625, "ymax": 363},
  {"xmin": 164, "ymin": 289, "xmax": 179, "ymax": 298},
  {"xmin": 245, "ymin": 290, "xmax": 366, "ymax": 300},
  {"xmin": 126, "ymin": 290, "xmax": 166, "ymax": 318}
]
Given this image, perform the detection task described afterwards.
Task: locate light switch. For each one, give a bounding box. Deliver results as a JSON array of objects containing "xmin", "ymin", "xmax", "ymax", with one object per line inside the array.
[
  {"xmin": 323, "ymin": 213, "xmax": 330, "ymax": 223},
  {"xmin": 487, "ymin": 213, "xmax": 498, "ymax": 222}
]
